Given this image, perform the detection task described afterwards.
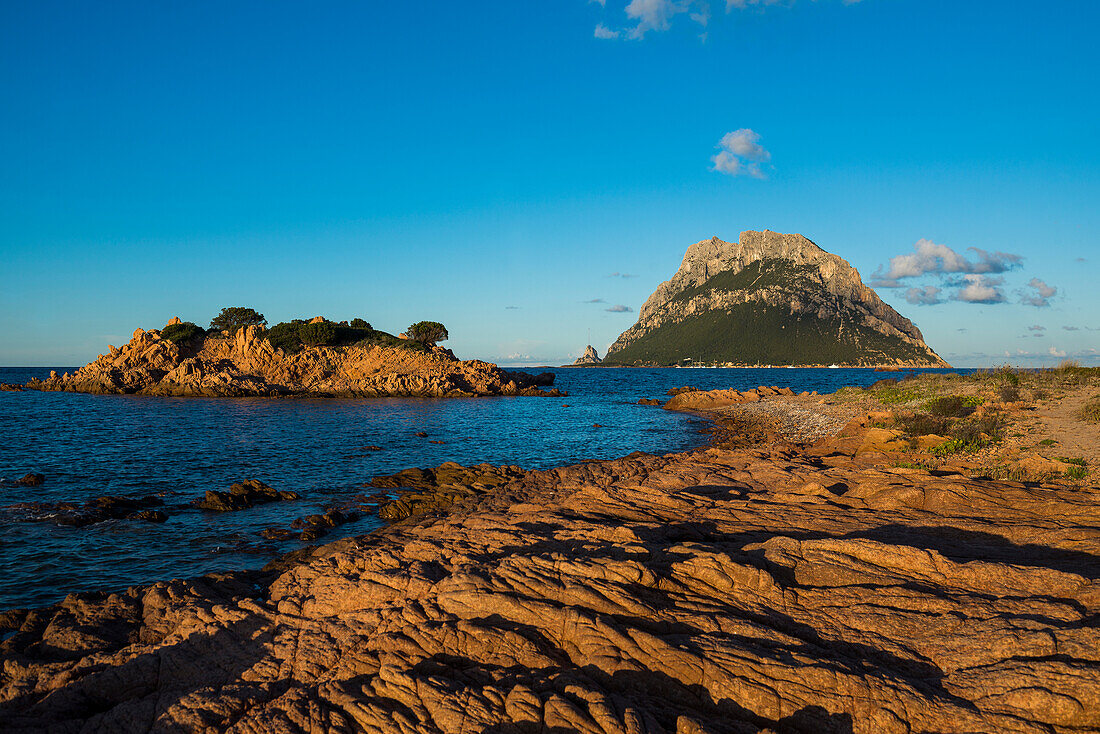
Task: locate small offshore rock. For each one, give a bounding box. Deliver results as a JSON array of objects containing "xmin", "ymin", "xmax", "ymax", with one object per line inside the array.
[
  {"xmin": 197, "ymin": 479, "xmax": 298, "ymax": 512},
  {"xmin": 15, "ymin": 473, "xmax": 45, "ymax": 487}
]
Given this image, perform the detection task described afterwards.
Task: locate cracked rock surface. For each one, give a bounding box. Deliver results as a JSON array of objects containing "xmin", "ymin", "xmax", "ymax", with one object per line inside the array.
[{"xmin": 1, "ymin": 408, "xmax": 1098, "ymax": 733}]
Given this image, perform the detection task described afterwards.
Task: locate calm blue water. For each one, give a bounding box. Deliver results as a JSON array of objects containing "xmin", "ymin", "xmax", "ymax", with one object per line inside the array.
[{"xmin": 0, "ymin": 365, "xmax": 963, "ymax": 609}]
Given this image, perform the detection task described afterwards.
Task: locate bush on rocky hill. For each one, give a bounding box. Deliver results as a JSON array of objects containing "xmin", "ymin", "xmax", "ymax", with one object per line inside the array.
[{"xmin": 159, "ymin": 321, "xmax": 205, "ymax": 345}]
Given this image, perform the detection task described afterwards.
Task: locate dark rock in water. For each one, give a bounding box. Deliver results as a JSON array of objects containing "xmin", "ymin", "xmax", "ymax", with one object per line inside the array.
[
  {"xmin": 361, "ymin": 445, "xmax": 383, "ymax": 451},
  {"xmin": 264, "ymin": 508, "xmax": 360, "ymax": 542},
  {"xmin": 415, "ymin": 432, "xmax": 428, "ymax": 438},
  {"xmin": 528, "ymin": 372, "xmax": 556, "ymax": 386},
  {"xmin": 667, "ymin": 386, "xmax": 698, "ymax": 396},
  {"xmin": 0, "ymin": 383, "xmax": 23, "ymax": 391},
  {"xmin": 196, "ymin": 480, "xmax": 298, "ymax": 512},
  {"xmin": 637, "ymin": 398, "xmax": 662, "ymax": 406},
  {"xmin": 260, "ymin": 527, "xmax": 298, "ymax": 541},
  {"xmin": 126, "ymin": 510, "xmax": 168, "ymax": 523},
  {"xmin": 14, "ymin": 473, "xmax": 45, "ymax": 487},
  {"xmin": 10, "ymin": 495, "xmax": 164, "ymax": 527}
]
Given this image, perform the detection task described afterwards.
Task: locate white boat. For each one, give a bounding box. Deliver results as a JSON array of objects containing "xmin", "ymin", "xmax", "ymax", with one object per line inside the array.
[{"xmin": 827, "ymin": 364, "xmax": 840, "ymax": 369}]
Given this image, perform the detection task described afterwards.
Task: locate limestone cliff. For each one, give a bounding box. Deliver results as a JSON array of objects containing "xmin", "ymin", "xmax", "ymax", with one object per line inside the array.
[
  {"xmin": 606, "ymin": 230, "xmax": 948, "ymax": 367},
  {"xmin": 26, "ymin": 323, "xmax": 558, "ymax": 398}
]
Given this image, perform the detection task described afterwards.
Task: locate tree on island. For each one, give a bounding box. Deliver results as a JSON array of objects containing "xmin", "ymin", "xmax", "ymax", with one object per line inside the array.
[
  {"xmin": 298, "ymin": 321, "xmax": 337, "ymax": 347},
  {"xmin": 210, "ymin": 307, "xmax": 266, "ymax": 334},
  {"xmin": 406, "ymin": 321, "xmax": 448, "ymax": 346}
]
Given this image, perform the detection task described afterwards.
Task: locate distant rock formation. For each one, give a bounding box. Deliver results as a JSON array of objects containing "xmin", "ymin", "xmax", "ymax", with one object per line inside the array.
[
  {"xmin": 573, "ymin": 345, "xmax": 602, "ymax": 365},
  {"xmin": 25, "ymin": 321, "xmax": 558, "ymax": 398},
  {"xmin": 605, "ymin": 230, "xmax": 949, "ymax": 367}
]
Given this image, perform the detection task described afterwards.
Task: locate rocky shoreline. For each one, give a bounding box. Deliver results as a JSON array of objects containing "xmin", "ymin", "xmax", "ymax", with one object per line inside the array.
[
  {"xmin": 11, "ymin": 321, "xmax": 559, "ymax": 398},
  {"xmin": 2, "ymin": 378, "xmax": 1098, "ymax": 732}
]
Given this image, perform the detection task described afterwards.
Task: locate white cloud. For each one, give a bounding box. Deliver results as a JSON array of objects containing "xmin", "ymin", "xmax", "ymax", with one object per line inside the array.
[
  {"xmin": 1020, "ymin": 277, "xmax": 1057, "ymax": 307},
  {"xmin": 953, "ymin": 274, "xmax": 1006, "ymax": 304},
  {"xmin": 625, "ymin": 0, "xmax": 688, "ymax": 38},
  {"xmin": 592, "ymin": 0, "xmax": 865, "ymax": 39},
  {"xmin": 904, "ymin": 285, "xmax": 943, "ymax": 306},
  {"xmin": 606, "ymin": 304, "xmax": 634, "ymax": 312},
  {"xmin": 1049, "ymin": 346, "xmax": 1066, "ymax": 358},
  {"xmin": 873, "ymin": 239, "xmax": 1022, "ymax": 284},
  {"xmin": 594, "ymin": 23, "xmax": 620, "ymax": 38},
  {"xmin": 711, "ymin": 128, "xmax": 770, "ymax": 178},
  {"xmin": 1028, "ymin": 324, "xmax": 1045, "ymax": 332}
]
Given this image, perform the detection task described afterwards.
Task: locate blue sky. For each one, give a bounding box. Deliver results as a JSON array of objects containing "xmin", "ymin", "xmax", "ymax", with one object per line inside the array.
[{"xmin": 1, "ymin": 0, "xmax": 1097, "ymax": 367}]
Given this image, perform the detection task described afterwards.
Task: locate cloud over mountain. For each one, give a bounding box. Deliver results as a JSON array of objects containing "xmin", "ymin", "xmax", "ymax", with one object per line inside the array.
[{"xmin": 711, "ymin": 129, "xmax": 771, "ymax": 178}]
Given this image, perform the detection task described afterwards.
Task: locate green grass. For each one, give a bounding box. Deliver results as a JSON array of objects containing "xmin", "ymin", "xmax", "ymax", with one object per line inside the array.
[
  {"xmin": 1065, "ymin": 465, "xmax": 1089, "ymax": 479},
  {"xmin": 1055, "ymin": 456, "xmax": 1087, "ymax": 467},
  {"xmin": 1081, "ymin": 395, "xmax": 1100, "ymax": 423},
  {"xmin": 604, "ymin": 303, "xmax": 940, "ymax": 367},
  {"xmin": 1039, "ymin": 438, "xmax": 1057, "ymax": 446},
  {"xmin": 930, "ymin": 437, "xmax": 987, "ymax": 456}
]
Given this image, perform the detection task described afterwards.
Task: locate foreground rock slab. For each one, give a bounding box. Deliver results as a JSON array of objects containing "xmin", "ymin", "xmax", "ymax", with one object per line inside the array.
[{"xmin": 2, "ymin": 409, "xmax": 1099, "ymax": 733}]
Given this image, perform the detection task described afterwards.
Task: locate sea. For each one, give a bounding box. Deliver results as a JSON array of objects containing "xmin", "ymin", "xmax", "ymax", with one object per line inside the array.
[{"xmin": 0, "ymin": 365, "xmax": 967, "ymax": 610}]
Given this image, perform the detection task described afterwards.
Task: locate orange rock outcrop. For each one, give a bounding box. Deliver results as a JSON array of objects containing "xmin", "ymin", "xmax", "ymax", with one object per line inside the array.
[{"xmin": 25, "ymin": 324, "xmax": 557, "ymax": 398}]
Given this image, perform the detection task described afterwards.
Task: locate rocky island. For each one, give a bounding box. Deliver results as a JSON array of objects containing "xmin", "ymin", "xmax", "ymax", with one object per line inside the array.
[
  {"xmin": 605, "ymin": 230, "xmax": 949, "ymax": 368},
  {"xmin": 18, "ymin": 315, "xmax": 557, "ymax": 398}
]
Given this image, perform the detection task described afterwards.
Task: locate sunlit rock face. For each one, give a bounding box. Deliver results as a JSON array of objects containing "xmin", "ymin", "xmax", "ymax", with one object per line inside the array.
[
  {"xmin": 606, "ymin": 230, "xmax": 949, "ymax": 367},
  {"xmin": 26, "ymin": 322, "xmax": 557, "ymax": 398}
]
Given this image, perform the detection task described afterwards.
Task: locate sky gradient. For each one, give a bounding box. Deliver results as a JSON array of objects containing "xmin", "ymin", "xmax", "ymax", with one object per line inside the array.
[{"xmin": 2, "ymin": 1, "xmax": 1097, "ymax": 367}]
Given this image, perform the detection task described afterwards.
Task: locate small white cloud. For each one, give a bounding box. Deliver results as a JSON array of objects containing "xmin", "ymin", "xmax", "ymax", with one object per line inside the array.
[
  {"xmin": 873, "ymin": 239, "xmax": 1022, "ymax": 284},
  {"xmin": 594, "ymin": 23, "xmax": 620, "ymax": 38},
  {"xmin": 625, "ymin": 0, "xmax": 688, "ymax": 38},
  {"xmin": 1028, "ymin": 324, "xmax": 1045, "ymax": 332},
  {"xmin": 711, "ymin": 128, "xmax": 770, "ymax": 178},
  {"xmin": 606, "ymin": 304, "xmax": 634, "ymax": 313},
  {"xmin": 1020, "ymin": 277, "xmax": 1057, "ymax": 307},
  {"xmin": 904, "ymin": 285, "xmax": 943, "ymax": 306},
  {"xmin": 953, "ymin": 274, "xmax": 1006, "ymax": 304},
  {"xmin": 1049, "ymin": 346, "xmax": 1066, "ymax": 358}
]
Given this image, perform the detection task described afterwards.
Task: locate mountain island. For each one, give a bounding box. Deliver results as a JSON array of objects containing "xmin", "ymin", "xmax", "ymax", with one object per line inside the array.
[{"xmin": 605, "ymin": 230, "xmax": 949, "ymax": 368}]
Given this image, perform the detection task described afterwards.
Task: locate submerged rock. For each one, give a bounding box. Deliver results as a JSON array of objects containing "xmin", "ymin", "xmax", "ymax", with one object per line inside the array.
[{"xmin": 13, "ymin": 473, "xmax": 44, "ymax": 487}]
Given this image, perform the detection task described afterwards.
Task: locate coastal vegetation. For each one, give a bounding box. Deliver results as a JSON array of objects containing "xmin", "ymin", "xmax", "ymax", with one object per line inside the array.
[
  {"xmin": 261, "ymin": 318, "xmax": 429, "ymax": 355},
  {"xmin": 406, "ymin": 321, "xmax": 449, "ymax": 346},
  {"xmin": 209, "ymin": 306, "xmax": 266, "ymax": 334},
  {"xmin": 159, "ymin": 321, "xmax": 205, "ymax": 345}
]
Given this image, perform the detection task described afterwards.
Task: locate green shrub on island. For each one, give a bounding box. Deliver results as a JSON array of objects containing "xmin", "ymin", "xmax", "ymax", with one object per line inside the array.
[
  {"xmin": 210, "ymin": 307, "xmax": 266, "ymax": 334},
  {"xmin": 159, "ymin": 321, "xmax": 205, "ymax": 345},
  {"xmin": 406, "ymin": 321, "xmax": 448, "ymax": 346},
  {"xmin": 298, "ymin": 321, "xmax": 337, "ymax": 347},
  {"xmin": 260, "ymin": 318, "xmax": 428, "ymax": 355}
]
